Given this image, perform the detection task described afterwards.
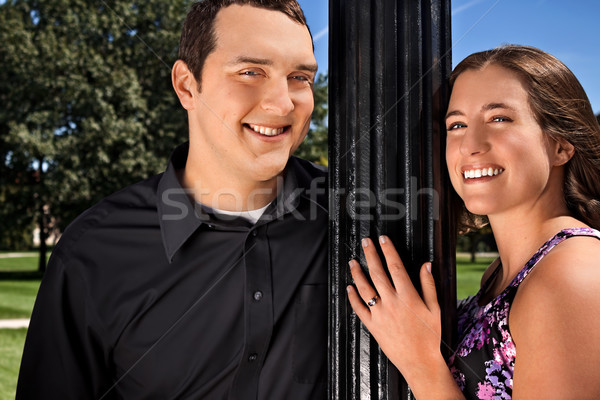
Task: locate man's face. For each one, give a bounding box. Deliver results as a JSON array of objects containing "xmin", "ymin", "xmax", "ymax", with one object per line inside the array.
[{"xmin": 187, "ymin": 4, "xmax": 317, "ymax": 187}]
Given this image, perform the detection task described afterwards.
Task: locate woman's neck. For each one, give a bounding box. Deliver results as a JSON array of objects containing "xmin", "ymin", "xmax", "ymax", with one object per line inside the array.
[{"xmin": 487, "ymin": 209, "xmax": 583, "ymax": 294}]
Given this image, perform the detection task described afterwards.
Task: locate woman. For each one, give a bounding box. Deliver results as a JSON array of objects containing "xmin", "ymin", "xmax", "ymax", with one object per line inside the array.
[{"xmin": 347, "ymin": 45, "xmax": 600, "ymax": 399}]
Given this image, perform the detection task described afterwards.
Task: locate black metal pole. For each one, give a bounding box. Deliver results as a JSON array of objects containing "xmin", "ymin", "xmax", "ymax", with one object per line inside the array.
[{"xmin": 328, "ymin": 1, "xmax": 455, "ymax": 398}]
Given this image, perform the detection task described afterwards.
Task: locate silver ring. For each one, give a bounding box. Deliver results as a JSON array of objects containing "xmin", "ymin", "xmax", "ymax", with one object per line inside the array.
[{"xmin": 367, "ymin": 295, "xmax": 379, "ymax": 307}]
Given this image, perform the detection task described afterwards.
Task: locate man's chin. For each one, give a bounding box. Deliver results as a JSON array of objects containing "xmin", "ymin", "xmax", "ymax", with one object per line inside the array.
[{"xmin": 248, "ymin": 165, "xmax": 289, "ymax": 185}]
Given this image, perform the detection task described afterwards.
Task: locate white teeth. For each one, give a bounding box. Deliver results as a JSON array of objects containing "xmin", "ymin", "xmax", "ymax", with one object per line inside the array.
[
  {"xmin": 463, "ymin": 168, "xmax": 504, "ymax": 180},
  {"xmin": 249, "ymin": 124, "xmax": 285, "ymax": 137}
]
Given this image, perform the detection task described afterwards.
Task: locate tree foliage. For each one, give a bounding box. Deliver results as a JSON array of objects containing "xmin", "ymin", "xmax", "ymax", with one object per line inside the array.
[
  {"xmin": 0, "ymin": 0, "xmax": 190, "ymax": 265},
  {"xmin": 457, "ymin": 225, "xmax": 496, "ymax": 262},
  {"xmin": 296, "ymin": 73, "xmax": 328, "ymax": 165},
  {"xmin": 0, "ymin": 0, "xmax": 330, "ymax": 267}
]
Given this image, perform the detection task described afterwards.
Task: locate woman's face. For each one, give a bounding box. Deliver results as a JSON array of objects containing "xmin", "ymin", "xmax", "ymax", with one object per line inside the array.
[{"xmin": 445, "ymin": 63, "xmax": 564, "ymax": 218}]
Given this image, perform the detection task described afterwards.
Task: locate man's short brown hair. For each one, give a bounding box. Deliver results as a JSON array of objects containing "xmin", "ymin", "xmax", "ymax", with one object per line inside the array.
[{"xmin": 178, "ymin": 0, "xmax": 311, "ymax": 90}]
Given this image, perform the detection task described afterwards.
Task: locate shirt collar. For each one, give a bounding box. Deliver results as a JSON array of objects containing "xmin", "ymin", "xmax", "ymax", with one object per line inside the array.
[
  {"xmin": 157, "ymin": 142, "xmax": 203, "ymax": 262},
  {"xmin": 157, "ymin": 142, "xmax": 309, "ymax": 262}
]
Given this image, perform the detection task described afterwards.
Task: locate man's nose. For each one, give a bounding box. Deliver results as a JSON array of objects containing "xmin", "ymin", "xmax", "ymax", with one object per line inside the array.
[{"xmin": 261, "ymin": 78, "xmax": 294, "ymax": 115}]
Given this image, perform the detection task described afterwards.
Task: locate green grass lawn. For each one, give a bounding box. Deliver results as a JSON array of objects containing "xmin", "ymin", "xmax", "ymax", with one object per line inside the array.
[
  {"xmin": 0, "ymin": 256, "xmax": 40, "ymax": 271},
  {"xmin": 0, "ymin": 254, "xmax": 43, "ymax": 399},
  {"xmin": 0, "ymin": 255, "xmax": 43, "ymax": 320},
  {"xmin": 455, "ymin": 256, "xmax": 496, "ymax": 299},
  {"xmin": 0, "ymin": 328, "xmax": 27, "ymax": 399},
  {"xmin": 0, "ymin": 281, "xmax": 41, "ymax": 319}
]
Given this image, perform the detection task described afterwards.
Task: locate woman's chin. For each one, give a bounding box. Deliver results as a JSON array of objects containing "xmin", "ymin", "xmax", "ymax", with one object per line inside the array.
[{"xmin": 463, "ymin": 201, "xmax": 493, "ymax": 217}]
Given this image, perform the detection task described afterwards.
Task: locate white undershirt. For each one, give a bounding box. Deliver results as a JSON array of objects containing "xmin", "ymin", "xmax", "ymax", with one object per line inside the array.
[{"xmin": 200, "ymin": 202, "xmax": 272, "ymax": 225}]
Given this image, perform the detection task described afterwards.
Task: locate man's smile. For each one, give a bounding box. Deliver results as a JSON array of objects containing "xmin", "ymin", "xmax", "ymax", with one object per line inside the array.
[{"xmin": 246, "ymin": 123, "xmax": 290, "ymax": 137}]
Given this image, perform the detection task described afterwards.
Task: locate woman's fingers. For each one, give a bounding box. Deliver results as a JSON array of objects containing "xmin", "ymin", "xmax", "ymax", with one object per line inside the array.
[
  {"xmin": 378, "ymin": 235, "xmax": 414, "ymax": 292},
  {"xmin": 349, "ymin": 236, "xmax": 437, "ymax": 313},
  {"xmin": 348, "ymin": 259, "xmax": 379, "ymax": 307},
  {"xmin": 346, "ymin": 285, "xmax": 372, "ymax": 323},
  {"xmin": 419, "ymin": 262, "xmax": 440, "ymax": 313},
  {"xmin": 361, "ymin": 238, "xmax": 395, "ymax": 297}
]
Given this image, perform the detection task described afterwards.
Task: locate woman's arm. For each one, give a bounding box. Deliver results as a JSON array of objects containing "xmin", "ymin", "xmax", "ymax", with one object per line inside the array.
[{"xmin": 347, "ymin": 236, "xmax": 464, "ymax": 399}]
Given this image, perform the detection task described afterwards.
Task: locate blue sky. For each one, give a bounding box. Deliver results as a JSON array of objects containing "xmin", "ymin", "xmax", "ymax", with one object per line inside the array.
[{"xmin": 299, "ymin": 0, "xmax": 600, "ymax": 114}]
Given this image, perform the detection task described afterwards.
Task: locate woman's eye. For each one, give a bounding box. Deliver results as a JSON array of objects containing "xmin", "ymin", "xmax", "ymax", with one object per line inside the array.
[{"xmin": 447, "ymin": 123, "xmax": 466, "ymax": 131}]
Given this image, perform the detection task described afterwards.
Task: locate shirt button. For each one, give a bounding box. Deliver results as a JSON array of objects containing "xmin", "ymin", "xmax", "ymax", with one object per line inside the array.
[
  {"xmin": 253, "ymin": 291, "xmax": 263, "ymax": 301},
  {"xmin": 252, "ymin": 230, "xmax": 258, "ymax": 237},
  {"xmin": 248, "ymin": 353, "xmax": 258, "ymax": 362}
]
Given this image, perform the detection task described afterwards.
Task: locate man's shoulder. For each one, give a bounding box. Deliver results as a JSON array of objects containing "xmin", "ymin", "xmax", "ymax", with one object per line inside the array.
[
  {"xmin": 57, "ymin": 173, "xmax": 163, "ymax": 252},
  {"xmin": 289, "ymin": 156, "xmax": 327, "ymax": 184},
  {"xmin": 288, "ymin": 156, "xmax": 328, "ymax": 210}
]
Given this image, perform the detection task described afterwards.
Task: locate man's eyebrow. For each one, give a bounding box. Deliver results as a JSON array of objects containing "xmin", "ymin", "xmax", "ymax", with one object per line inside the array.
[
  {"xmin": 298, "ymin": 63, "xmax": 319, "ymax": 73},
  {"xmin": 228, "ymin": 56, "xmax": 318, "ymax": 73},
  {"xmin": 229, "ymin": 56, "xmax": 273, "ymax": 66}
]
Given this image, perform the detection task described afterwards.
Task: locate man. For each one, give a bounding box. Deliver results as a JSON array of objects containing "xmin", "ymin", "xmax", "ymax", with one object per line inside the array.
[{"xmin": 17, "ymin": 1, "xmax": 328, "ymax": 398}]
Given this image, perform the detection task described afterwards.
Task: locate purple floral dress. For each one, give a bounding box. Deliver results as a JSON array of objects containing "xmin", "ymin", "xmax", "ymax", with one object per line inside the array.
[{"xmin": 448, "ymin": 227, "xmax": 600, "ymax": 399}]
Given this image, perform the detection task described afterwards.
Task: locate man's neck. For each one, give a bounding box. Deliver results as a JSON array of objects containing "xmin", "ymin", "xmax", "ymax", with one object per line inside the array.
[{"xmin": 178, "ymin": 167, "xmax": 283, "ymax": 212}]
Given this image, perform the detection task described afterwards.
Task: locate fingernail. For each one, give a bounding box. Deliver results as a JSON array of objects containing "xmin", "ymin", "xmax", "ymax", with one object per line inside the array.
[
  {"xmin": 361, "ymin": 238, "xmax": 368, "ymax": 248},
  {"xmin": 348, "ymin": 260, "xmax": 356, "ymax": 269},
  {"xmin": 426, "ymin": 262, "xmax": 432, "ymax": 273},
  {"xmin": 379, "ymin": 235, "xmax": 387, "ymax": 244},
  {"xmin": 346, "ymin": 286, "xmax": 352, "ymax": 293}
]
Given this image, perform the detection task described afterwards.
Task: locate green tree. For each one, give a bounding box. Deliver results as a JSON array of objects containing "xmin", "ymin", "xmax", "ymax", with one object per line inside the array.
[
  {"xmin": 457, "ymin": 225, "xmax": 495, "ymax": 263},
  {"xmin": 296, "ymin": 73, "xmax": 328, "ymax": 165},
  {"xmin": 0, "ymin": 0, "xmax": 189, "ymax": 270}
]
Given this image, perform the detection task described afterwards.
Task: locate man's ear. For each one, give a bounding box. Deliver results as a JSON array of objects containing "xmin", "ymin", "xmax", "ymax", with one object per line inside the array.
[
  {"xmin": 552, "ymin": 137, "xmax": 575, "ymax": 166},
  {"xmin": 172, "ymin": 60, "xmax": 197, "ymax": 110}
]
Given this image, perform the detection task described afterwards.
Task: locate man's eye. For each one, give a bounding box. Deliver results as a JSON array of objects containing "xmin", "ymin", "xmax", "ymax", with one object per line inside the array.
[
  {"xmin": 492, "ymin": 116, "xmax": 511, "ymax": 122},
  {"xmin": 241, "ymin": 71, "xmax": 258, "ymax": 76},
  {"xmin": 291, "ymin": 75, "xmax": 313, "ymax": 85}
]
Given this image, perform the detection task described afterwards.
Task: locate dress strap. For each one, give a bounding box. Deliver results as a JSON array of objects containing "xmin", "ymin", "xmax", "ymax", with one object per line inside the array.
[{"xmin": 507, "ymin": 227, "xmax": 600, "ymax": 290}]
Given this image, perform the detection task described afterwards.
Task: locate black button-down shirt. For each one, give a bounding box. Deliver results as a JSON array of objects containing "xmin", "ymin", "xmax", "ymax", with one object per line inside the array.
[{"xmin": 17, "ymin": 143, "xmax": 328, "ymax": 399}]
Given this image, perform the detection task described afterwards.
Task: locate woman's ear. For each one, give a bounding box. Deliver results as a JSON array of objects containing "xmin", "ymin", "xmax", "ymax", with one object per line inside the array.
[
  {"xmin": 172, "ymin": 60, "xmax": 197, "ymax": 110},
  {"xmin": 552, "ymin": 137, "xmax": 575, "ymax": 166}
]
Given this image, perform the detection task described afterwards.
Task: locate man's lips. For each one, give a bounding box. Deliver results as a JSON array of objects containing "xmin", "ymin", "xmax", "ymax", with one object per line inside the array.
[{"xmin": 246, "ymin": 123, "xmax": 290, "ymax": 137}]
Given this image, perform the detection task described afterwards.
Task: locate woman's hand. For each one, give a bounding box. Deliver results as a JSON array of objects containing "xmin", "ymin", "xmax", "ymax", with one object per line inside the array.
[{"xmin": 347, "ymin": 235, "xmax": 463, "ymax": 399}]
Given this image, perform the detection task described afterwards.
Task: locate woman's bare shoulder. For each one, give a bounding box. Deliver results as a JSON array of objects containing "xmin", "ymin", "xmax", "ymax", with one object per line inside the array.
[
  {"xmin": 513, "ymin": 233, "xmax": 600, "ymax": 314},
  {"xmin": 509, "ymin": 234, "xmax": 600, "ymax": 396}
]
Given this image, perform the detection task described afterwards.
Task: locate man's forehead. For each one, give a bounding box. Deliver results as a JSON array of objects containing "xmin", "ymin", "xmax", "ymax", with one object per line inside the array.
[
  {"xmin": 212, "ymin": 4, "xmax": 315, "ymax": 65},
  {"xmin": 214, "ymin": 4, "xmax": 311, "ymax": 41}
]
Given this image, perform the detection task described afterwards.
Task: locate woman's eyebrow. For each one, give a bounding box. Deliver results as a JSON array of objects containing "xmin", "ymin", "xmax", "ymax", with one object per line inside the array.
[
  {"xmin": 445, "ymin": 102, "xmax": 516, "ymax": 120},
  {"xmin": 445, "ymin": 109, "xmax": 464, "ymax": 120},
  {"xmin": 481, "ymin": 102, "xmax": 516, "ymax": 112}
]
